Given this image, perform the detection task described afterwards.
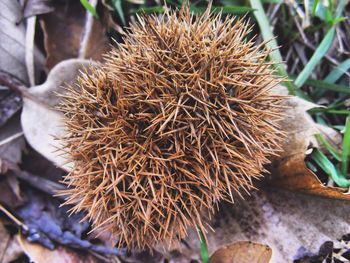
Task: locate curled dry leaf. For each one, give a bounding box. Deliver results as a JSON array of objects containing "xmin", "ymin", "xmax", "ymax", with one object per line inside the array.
[
  {"xmin": 268, "ymin": 86, "xmax": 350, "ymax": 200},
  {"xmin": 21, "ymin": 59, "xmax": 93, "ymax": 171},
  {"xmin": 209, "ymin": 241, "xmax": 272, "ymax": 263}
]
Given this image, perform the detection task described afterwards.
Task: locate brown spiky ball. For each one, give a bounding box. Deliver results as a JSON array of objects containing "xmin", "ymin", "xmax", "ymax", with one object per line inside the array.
[{"xmin": 59, "ymin": 5, "xmax": 284, "ymax": 250}]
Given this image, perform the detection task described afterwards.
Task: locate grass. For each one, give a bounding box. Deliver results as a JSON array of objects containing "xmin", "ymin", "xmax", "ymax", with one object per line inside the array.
[
  {"xmin": 198, "ymin": 227, "xmax": 209, "ymax": 263},
  {"xmin": 80, "ymin": 0, "xmax": 99, "ymax": 18}
]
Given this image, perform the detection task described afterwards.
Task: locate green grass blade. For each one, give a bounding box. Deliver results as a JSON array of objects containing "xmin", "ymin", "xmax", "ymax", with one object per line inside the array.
[
  {"xmin": 80, "ymin": 0, "xmax": 98, "ymax": 18},
  {"xmin": 311, "ymin": 0, "xmax": 319, "ymax": 16},
  {"xmin": 341, "ymin": 115, "xmax": 350, "ymax": 176},
  {"xmin": 294, "ymin": 27, "xmax": 335, "ymax": 88},
  {"xmin": 309, "ymin": 108, "xmax": 350, "ymax": 115},
  {"xmin": 249, "ymin": 0, "xmax": 298, "ymax": 95},
  {"xmin": 197, "ymin": 227, "xmax": 209, "ymax": 263},
  {"xmin": 191, "ymin": 5, "xmax": 254, "ymax": 14},
  {"xmin": 249, "ymin": 0, "xmax": 282, "ymax": 63},
  {"xmin": 315, "ymin": 133, "xmax": 342, "ymax": 161},
  {"xmin": 325, "ymin": 58, "xmax": 350, "ymax": 83},
  {"xmin": 134, "ymin": 6, "xmax": 165, "ymax": 14},
  {"xmin": 294, "ymin": 0, "xmax": 345, "ymax": 88},
  {"xmin": 290, "ymin": 77, "xmax": 350, "ymax": 93},
  {"xmin": 335, "ymin": 0, "xmax": 345, "ymax": 18},
  {"xmin": 311, "ymin": 148, "xmax": 350, "ymax": 187},
  {"xmin": 113, "ymin": 0, "xmax": 125, "ymax": 24}
]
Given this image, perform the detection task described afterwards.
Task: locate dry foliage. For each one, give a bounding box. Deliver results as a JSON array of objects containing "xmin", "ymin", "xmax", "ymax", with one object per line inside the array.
[{"xmin": 59, "ymin": 6, "xmax": 285, "ymax": 250}]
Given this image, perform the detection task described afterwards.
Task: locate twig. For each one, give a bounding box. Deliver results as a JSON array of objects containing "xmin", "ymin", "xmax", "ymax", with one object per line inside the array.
[
  {"xmin": 0, "ymin": 132, "xmax": 24, "ymax": 147},
  {"xmin": 0, "ymin": 159, "xmax": 66, "ymax": 197},
  {"xmin": 0, "ymin": 71, "xmax": 53, "ymax": 109},
  {"xmin": 79, "ymin": 0, "xmax": 98, "ymax": 59},
  {"xmin": 25, "ymin": 16, "xmax": 36, "ymax": 86},
  {"xmin": 0, "ymin": 204, "xmax": 28, "ymax": 231}
]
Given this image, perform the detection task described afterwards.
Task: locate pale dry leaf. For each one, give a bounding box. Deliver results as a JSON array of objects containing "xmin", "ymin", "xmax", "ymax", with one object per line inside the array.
[
  {"xmin": 22, "ymin": 0, "xmax": 54, "ymax": 18},
  {"xmin": 209, "ymin": 241, "xmax": 272, "ymax": 263},
  {"xmin": 18, "ymin": 234, "xmax": 97, "ymax": 263},
  {"xmin": 21, "ymin": 59, "xmax": 93, "ymax": 170},
  {"xmin": 0, "ymin": 0, "xmax": 43, "ymax": 165},
  {"xmin": 0, "ymin": 0, "xmax": 44, "ymax": 85}
]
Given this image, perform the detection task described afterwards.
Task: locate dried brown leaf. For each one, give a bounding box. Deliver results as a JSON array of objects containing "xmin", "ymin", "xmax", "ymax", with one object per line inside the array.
[
  {"xmin": 39, "ymin": 0, "xmax": 109, "ymax": 69},
  {"xmin": 170, "ymin": 189, "xmax": 350, "ymax": 262},
  {"xmin": 209, "ymin": 241, "xmax": 272, "ymax": 263},
  {"xmin": 0, "ymin": 223, "xmax": 23, "ymax": 263},
  {"xmin": 268, "ymin": 86, "xmax": 349, "ymax": 199},
  {"xmin": 18, "ymin": 234, "xmax": 98, "ymax": 263}
]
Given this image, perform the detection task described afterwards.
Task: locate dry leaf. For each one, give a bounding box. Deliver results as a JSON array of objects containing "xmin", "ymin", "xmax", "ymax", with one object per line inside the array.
[
  {"xmin": 0, "ymin": 222, "xmax": 23, "ymax": 263},
  {"xmin": 0, "ymin": 115, "xmax": 26, "ymax": 165},
  {"xmin": 21, "ymin": 59, "xmax": 92, "ymax": 170},
  {"xmin": 0, "ymin": 173, "xmax": 22, "ymax": 209},
  {"xmin": 210, "ymin": 241, "xmax": 272, "ymax": 263},
  {"xmin": 18, "ymin": 234, "xmax": 98, "ymax": 263},
  {"xmin": 268, "ymin": 87, "xmax": 350, "ymax": 199},
  {"xmin": 0, "ymin": 0, "xmax": 44, "ymax": 85},
  {"xmin": 22, "ymin": 0, "xmax": 54, "ymax": 19},
  {"xmin": 39, "ymin": 0, "xmax": 109, "ymax": 69},
  {"xmin": 170, "ymin": 188, "xmax": 350, "ymax": 262}
]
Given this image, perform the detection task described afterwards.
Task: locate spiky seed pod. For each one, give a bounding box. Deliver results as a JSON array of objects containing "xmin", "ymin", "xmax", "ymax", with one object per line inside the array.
[{"xmin": 59, "ymin": 5, "xmax": 285, "ymax": 250}]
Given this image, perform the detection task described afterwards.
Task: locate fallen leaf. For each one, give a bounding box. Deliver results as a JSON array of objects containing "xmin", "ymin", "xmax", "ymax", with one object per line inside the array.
[
  {"xmin": 21, "ymin": 59, "xmax": 93, "ymax": 170},
  {"xmin": 39, "ymin": 0, "xmax": 109, "ymax": 69},
  {"xmin": 0, "ymin": 222, "xmax": 23, "ymax": 263},
  {"xmin": 267, "ymin": 87, "xmax": 350, "ymax": 200},
  {"xmin": 18, "ymin": 234, "xmax": 98, "ymax": 263},
  {"xmin": 0, "ymin": 0, "xmax": 43, "ymax": 167},
  {"xmin": 0, "ymin": 0, "xmax": 44, "ymax": 85},
  {"xmin": 0, "ymin": 71, "xmax": 25, "ymax": 128},
  {"xmin": 209, "ymin": 241, "xmax": 272, "ymax": 263},
  {"xmin": 22, "ymin": 0, "xmax": 55, "ymax": 19},
  {"xmin": 0, "ymin": 115, "xmax": 26, "ymax": 164},
  {"xmin": 169, "ymin": 188, "xmax": 350, "ymax": 262},
  {"xmin": 0, "ymin": 173, "xmax": 22, "ymax": 209}
]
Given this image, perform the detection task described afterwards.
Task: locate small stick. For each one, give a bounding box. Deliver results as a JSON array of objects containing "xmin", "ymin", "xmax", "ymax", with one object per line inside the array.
[{"xmin": 0, "ymin": 204, "xmax": 28, "ymax": 231}]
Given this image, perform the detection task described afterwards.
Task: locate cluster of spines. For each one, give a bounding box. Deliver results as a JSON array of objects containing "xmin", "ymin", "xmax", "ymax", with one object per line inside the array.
[{"xmin": 59, "ymin": 5, "xmax": 285, "ymax": 250}]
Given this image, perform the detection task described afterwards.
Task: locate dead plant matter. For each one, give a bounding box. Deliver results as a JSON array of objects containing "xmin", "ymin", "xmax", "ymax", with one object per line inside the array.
[{"xmin": 59, "ymin": 5, "xmax": 285, "ymax": 250}]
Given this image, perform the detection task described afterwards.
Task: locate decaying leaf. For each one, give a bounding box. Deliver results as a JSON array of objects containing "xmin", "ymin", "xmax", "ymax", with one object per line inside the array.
[
  {"xmin": 0, "ymin": 116, "xmax": 26, "ymax": 165},
  {"xmin": 39, "ymin": 0, "xmax": 109, "ymax": 69},
  {"xmin": 18, "ymin": 234, "xmax": 98, "ymax": 263},
  {"xmin": 0, "ymin": 221, "xmax": 23, "ymax": 263},
  {"xmin": 21, "ymin": 59, "xmax": 93, "ymax": 170},
  {"xmin": 0, "ymin": 173, "xmax": 22, "ymax": 209},
  {"xmin": 268, "ymin": 87, "xmax": 350, "ymax": 199},
  {"xmin": 0, "ymin": 0, "xmax": 44, "ymax": 85},
  {"xmin": 170, "ymin": 188, "xmax": 350, "ymax": 262},
  {"xmin": 210, "ymin": 241, "xmax": 272, "ymax": 263},
  {"xmin": 22, "ymin": 0, "xmax": 55, "ymax": 19}
]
